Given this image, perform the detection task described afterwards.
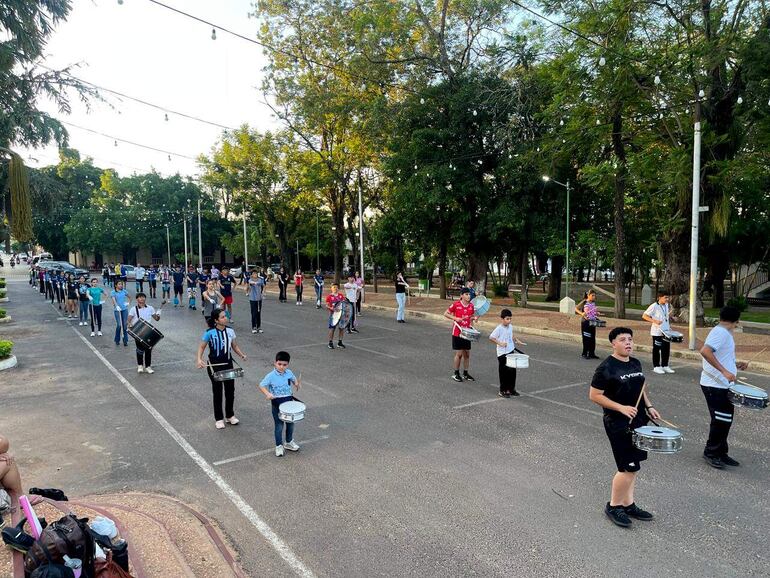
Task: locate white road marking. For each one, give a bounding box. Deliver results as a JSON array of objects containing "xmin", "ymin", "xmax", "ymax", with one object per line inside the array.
[
  {"xmin": 213, "ymin": 435, "xmax": 331, "ymax": 466},
  {"xmin": 287, "ymin": 336, "xmax": 387, "ymax": 350},
  {"xmin": 115, "ymin": 359, "xmax": 193, "ymax": 372},
  {"xmin": 300, "ymin": 380, "xmax": 338, "ymax": 398},
  {"xmin": 453, "ymin": 397, "xmax": 503, "ymax": 410},
  {"xmin": 528, "ymin": 381, "xmax": 586, "ymax": 395},
  {"xmin": 262, "ymin": 320, "xmax": 289, "ymax": 329},
  {"xmin": 528, "ymin": 356, "xmax": 563, "ymax": 367},
  {"xmin": 520, "ymin": 392, "xmax": 603, "ymax": 417},
  {"xmin": 56, "ymin": 304, "xmax": 316, "ymax": 578},
  {"xmin": 362, "ymin": 324, "xmax": 399, "ymax": 333},
  {"xmin": 345, "ymin": 343, "xmax": 398, "ymax": 359}
]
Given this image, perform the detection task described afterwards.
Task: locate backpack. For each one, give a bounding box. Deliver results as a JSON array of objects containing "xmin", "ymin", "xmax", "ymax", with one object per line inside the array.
[
  {"xmin": 25, "ymin": 515, "xmax": 94, "ymax": 578},
  {"xmin": 94, "ymin": 550, "xmax": 133, "ymax": 578},
  {"xmin": 29, "ymin": 542, "xmax": 75, "ymax": 578}
]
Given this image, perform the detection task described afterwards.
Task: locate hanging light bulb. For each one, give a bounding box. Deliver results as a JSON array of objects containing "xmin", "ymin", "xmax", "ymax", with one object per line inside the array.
[
  {"xmin": 117, "ymin": 0, "xmax": 124, "ymax": 4},
  {"xmin": 414, "ymin": 164, "xmax": 418, "ymax": 170},
  {"xmin": 420, "ymin": 98, "xmax": 425, "ymax": 105},
  {"xmin": 599, "ymin": 56, "xmax": 606, "ymax": 66},
  {"xmin": 168, "ymin": 155, "xmax": 171, "ymax": 161},
  {"xmin": 472, "ymin": 109, "xmax": 478, "ymax": 116},
  {"xmin": 654, "ymin": 75, "xmax": 661, "ymax": 85},
  {"xmin": 114, "ymin": 140, "xmax": 118, "ymax": 147},
  {"xmin": 164, "ymin": 113, "xmax": 169, "ymax": 121},
  {"xmin": 596, "ymin": 119, "xmax": 601, "ymax": 125},
  {"xmin": 737, "ymin": 96, "xmax": 743, "ymax": 104},
  {"xmin": 559, "ymin": 119, "xmax": 564, "ymax": 126},
  {"xmin": 698, "ymin": 89, "xmax": 705, "ymax": 98},
  {"xmin": 211, "ymin": 28, "xmax": 217, "ymax": 40}
]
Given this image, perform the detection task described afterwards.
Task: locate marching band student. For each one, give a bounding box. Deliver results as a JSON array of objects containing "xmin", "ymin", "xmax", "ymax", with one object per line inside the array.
[
  {"xmin": 313, "ymin": 269, "xmax": 324, "ymax": 308},
  {"xmin": 148, "ymin": 265, "xmax": 158, "ymax": 299},
  {"xmin": 354, "ymin": 270, "xmax": 364, "ymax": 316},
  {"xmin": 343, "ymin": 274, "xmax": 359, "ymax": 333},
  {"xmin": 395, "ymin": 271, "xmax": 410, "ymax": 323},
  {"xmin": 219, "ymin": 267, "xmax": 236, "ymax": 319},
  {"xmin": 589, "ymin": 327, "xmax": 660, "ymax": 528},
  {"xmin": 160, "ymin": 265, "xmax": 171, "ymax": 300},
  {"xmin": 489, "ymin": 309, "xmax": 526, "ymax": 397},
  {"xmin": 202, "ymin": 279, "xmax": 223, "ymax": 321},
  {"xmin": 444, "ymin": 288, "xmax": 477, "ymax": 382},
  {"xmin": 77, "ymin": 275, "xmax": 90, "ymax": 326},
  {"xmin": 198, "ymin": 267, "xmax": 210, "ymax": 304},
  {"xmin": 642, "ymin": 292, "xmax": 675, "ymax": 374},
  {"xmin": 65, "ymin": 273, "xmax": 79, "ymax": 319},
  {"xmin": 110, "ymin": 280, "xmax": 131, "ymax": 346},
  {"xmin": 186, "ymin": 265, "xmax": 199, "ymax": 310},
  {"xmin": 325, "ymin": 283, "xmax": 346, "ymax": 349},
  {"xmin": 196, "ymin": 308, "xmax": 247, "ymax": 429},
  {"xmin": 576, "ymin": 289, "xmax": 601, "ymax": 359},
  {"xmin": 259, "ymin": 351, "xmax": 302, "ymax": 457},
  {"xmin": 171, "ymin": 265, "xmax": 185, "ymax": 307},
  {"xmin": 87, "ymin": 278, "xmax": 104, "ymax": 336},
  {"xmin": 277, "ymin": 267, "xmax": 289, "ymax": 303},
  {"xmin": 246, "ymin": 269, "xmax": 265, "ymax": 334},
  {"xmin": 294, "ymin": 269, "xmax": 304, "ymax": 305},
  {"xmin": 127, "ymin": 292, "xmax": 161, "ymax": 374},
  {"xmin": 698, "ymin": 306, "xmax": 748, "ymax": 469},
  {"xmin": 134, "ymin": 263, "xmax": 146, "ymax": 293}
]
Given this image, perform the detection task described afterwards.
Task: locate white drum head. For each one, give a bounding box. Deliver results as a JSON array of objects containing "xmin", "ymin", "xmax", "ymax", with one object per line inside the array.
[
  {"xmin": 279, "ymin": 401, "xmax": 306, "ymax": 414},
  {"xmin": 634, "ymin": 426, "xmax": 681, "ymax": 438}
]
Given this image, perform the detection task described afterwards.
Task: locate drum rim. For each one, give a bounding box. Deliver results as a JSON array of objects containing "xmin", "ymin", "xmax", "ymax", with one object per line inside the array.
[
  {"xmin": 728, "ymin": 383, "xmax": 767, "ymax": 398},
  {"xmin": 279, "ymin": 401, "xmax": 307, "ymax": 412},
  {"xmin": 633, "ymin": 425, "xmax": 681, "ymax": 437}
]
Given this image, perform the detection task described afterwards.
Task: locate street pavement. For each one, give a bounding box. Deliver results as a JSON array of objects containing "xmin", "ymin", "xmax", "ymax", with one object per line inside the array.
[{"xmin": 2, "ymin": 276, "xmax": 769, "ymax": 577}]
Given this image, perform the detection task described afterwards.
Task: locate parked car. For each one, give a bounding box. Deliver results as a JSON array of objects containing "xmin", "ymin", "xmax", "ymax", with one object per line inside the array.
[
  {"xmin": 39, "ymin": 261, "xmax": 88, "ymax": 278},
  {"xmin": 122, "ymin": 265, "xmax": 136, "ymax": 280},
  {"xmin": 30, "ymin": 253, "xmax": 53, "ymax": 267}
]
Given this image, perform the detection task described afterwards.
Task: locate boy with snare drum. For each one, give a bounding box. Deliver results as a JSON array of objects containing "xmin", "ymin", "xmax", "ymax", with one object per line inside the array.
[
  {"xmin": 444, "ymin": 288, "xmax": 477, "ymax": 382},
  {"xmin": 259, "ymin": 351, "xmax": 302, "ymax": 457}
]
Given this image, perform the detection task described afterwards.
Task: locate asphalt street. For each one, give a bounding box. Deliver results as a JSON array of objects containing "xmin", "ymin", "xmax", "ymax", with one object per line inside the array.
[{"xmin": 2, "ymin": 277, "xmax": 769, "ymax": 577}]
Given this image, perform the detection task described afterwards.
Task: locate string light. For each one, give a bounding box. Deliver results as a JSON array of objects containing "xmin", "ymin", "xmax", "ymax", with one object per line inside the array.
[
  {"xmin": 737, "ymin": 96, "xmax": 743, "ymax": 104},
  {"xmin": 63, "ymin": 121, "xmax": 198, "ymax": 160},
  {"xmin": 211, "ymin": 28, "xmax": 217, "ymax": 40},
  {"xmin": 599, "ymin": 56, "xmax": 606, "ymax": 66},
  {"xmin": 164, "ymin": 113, "xmax": 169, "ymax": 121},
  {"xmin": 654, "ymin": 75, "xmax": 661, "ymax": 85},
  {"xmin": 698, "ymin": 89, "xmax": 705, "ymax": 98}
]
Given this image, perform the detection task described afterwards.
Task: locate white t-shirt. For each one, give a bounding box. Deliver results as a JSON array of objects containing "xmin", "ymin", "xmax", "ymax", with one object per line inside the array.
[
  {"xmin": 700, "ymin": 325, "xmax": 736, "ymax": 389},
  {"xmin": 129, "ymin": 304, "xmax": 156, "ymax": 326},
  {"xmin": 344, "ymin": 282, "xmax": 357, "ymax": 302},
  {"xmin": 135, "ymin": 266, "xmax": 146, "ymax": 280},
  {"xmin": 489, "ymin": 323, "xmax": 515, "ymax": 357},
  {"xmin": 643, "ymin": 302, "xmax": 670, "ymax": 336}
]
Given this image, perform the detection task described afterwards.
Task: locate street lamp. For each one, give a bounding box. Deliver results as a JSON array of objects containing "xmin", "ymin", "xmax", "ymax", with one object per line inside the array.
[{"xmin": 542, "ymin": 175, "xmax": 571, "ymax": 310}]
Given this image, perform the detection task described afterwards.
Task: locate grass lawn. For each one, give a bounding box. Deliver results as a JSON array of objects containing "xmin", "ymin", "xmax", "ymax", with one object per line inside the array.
[{"xmin": 704, "ymin": 308, "xmax": 770, "ymax": 324}]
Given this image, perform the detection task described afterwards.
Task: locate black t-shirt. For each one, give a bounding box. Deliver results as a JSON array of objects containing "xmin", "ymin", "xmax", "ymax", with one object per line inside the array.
[
  {"xmin": 219, "ymin": 275, "xmax": 235, "ymax": 297},
  {"xmin": 171, "ymin": 270, "xmax": 185, "ymax": 285},
  {"xmin": 592, "ymin": 356, "xmax": 648, "ymax": 427},
  {"xmin": 395, "ymin": 280, "xmax": 406, "ymax": 294}
]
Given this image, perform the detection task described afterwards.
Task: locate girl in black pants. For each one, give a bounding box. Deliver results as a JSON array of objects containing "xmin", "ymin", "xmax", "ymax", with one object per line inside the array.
[
  {"xmin": 197, "ymin": 308, "xmax": 248, "ymax": 430},
  {"xmin": 575, "ymin": 290, "xmax": 601, "ymax": 359}
]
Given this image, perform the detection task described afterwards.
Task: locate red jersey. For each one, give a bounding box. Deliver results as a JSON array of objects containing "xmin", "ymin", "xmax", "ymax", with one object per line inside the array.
[
  {"xmin": 294, "ymin": 273, "xmax": 303, "ymax": 286},
  {"xmin": 326, "ymin": 292, "xmax": 345, "ymax": 312},
  {"xmin": 447, "ymin": 300, "xmax": 475, "ymax": 336}
]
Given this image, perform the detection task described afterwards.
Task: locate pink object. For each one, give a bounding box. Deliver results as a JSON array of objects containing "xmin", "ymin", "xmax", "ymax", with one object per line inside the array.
[{"xmin": 19, "ymin": 495, "xmax": 43, "ymax": 539}]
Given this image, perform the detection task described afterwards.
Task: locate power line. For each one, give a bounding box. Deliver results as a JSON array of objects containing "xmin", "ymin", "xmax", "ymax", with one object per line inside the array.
[
  {"xmin": 61, "ymin": 120, "xmax": 199, "ymax": 160},
  {"xmin": 38, "ymin": 65, "xmax": 237, "ymax": 131}
]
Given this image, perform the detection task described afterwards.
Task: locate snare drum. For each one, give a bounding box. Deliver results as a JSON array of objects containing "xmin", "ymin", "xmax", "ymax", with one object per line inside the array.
[
  {"xmin": 728, "ymin": 383, "xmax": 768, "ymax": 410},
  {"xmin": 212, "ymin": 366, "xmax": 244, "ymax": 382},
  {"xmin": 661, "ymin": 330, "xmax": 684, "ymax": 343},
  {"xmin": 127, "ymin": 318, "xmax": 164, "ymax": 349},
  {"xmin": 588, "ymin": 319, "xmax": 606, "ymax": 327},
  {"xmin": 505, "ymin": 353, "xmax": 529, "ymax": 368},
  {"xmin": 278, "ymin": 400, "xmax": 306, "ymax": 422},
  {"xmin": 459, "ymin": 326, "xmax": 481, "ymax": 342},
  {"xmin": 632, "ymin": 426, "xmax": 683, "ymax": 453},
  {"xmin": 471, "ymin": 295, "xmax": 491, "ymax": 317}
]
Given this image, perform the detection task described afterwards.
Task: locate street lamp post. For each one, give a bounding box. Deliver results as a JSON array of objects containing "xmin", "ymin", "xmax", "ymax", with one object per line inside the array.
[
  {"xmin": 542, "ymin": 176, "xmax": 572, "ymax": 312},
  {"xmin": 358, "ymin": 182, "xmax": 365, "ymax": 286},
  {"xmin": 165, "ymin": 224, "xmax": 171, "ymax": 267},
  {"xmin": 197, "ymin": 198, "xmax": 203, "ymax": 272},
  {"xmin": 242, "ymin": 211, "xmax": 249, "ymax": 273},
  {"xmin": 316, "ymin": 209, "xmax": 320, "ymax": 271}
]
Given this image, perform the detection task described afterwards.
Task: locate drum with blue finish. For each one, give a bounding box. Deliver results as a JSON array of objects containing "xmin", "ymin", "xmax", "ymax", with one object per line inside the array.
[{"xmin": 471, "ymin": 295, "xmax": 491, "ymax": 317}]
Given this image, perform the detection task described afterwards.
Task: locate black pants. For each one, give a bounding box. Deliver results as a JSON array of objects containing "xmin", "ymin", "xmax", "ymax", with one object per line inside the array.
[
  {"xmin": 347, "ymin": 299, "xmax": 356, "ymax": 330},
  {"xmin": 39, "ymin": 280, "xmax": 45, "ymax": 294},
  {"xmin": 296, "ymin": 285, "xmax": 303, "ymax": 303},
  {"xmin": 701, "ymin": 386, "xmax": 734, "ymax": 458},
  {"xmin": 356, "ymin": 293, "xmax": 362, "ymax": 314},
  {"xmin": 149, "ymin": 280, "xmax": 157, "ymax": 297},
  {"xmin": 207, "ymin": 360, "xmax": 235, "ymax": 421},
  {"xmin": 135, "ymin": 339, "xmax": 152, "ymax": 367},
  {"xmin": 497, "ymin": 354, "xmax": 517, "ymax": 394},
  {"xmin": 581, "ymin": 319, "xmax": 596, "ymax": 356},
  {"xmin": 652, "ymin": 336, "xmax": 671, "ymax": 367},
  {"xmin": 90, "ymin": 304, "xmax": 103, "ymax": 331},
  {"xmin": 249, "ymin": 300, "xmax": 263, "ymax": 329},
  {"xmin": 279, "ymin": 282, "xmax": 287, "ymax": 302}
]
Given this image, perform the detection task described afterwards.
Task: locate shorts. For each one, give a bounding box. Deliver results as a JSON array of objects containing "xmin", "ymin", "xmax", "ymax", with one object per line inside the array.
[
  {"xmin": 223, "ymin": 296, "xmax": 233, "ymax": 305},
  {"xmin": 173, "ymin": 284, "xmax": 183, "ymax": 295},
  {"xmin": 604, "ymin": 417, "xmax": 647, "ymax": 472},
  {"xmin": 452, "ymin": 335, "xmax": 471, "ymax": 351}
]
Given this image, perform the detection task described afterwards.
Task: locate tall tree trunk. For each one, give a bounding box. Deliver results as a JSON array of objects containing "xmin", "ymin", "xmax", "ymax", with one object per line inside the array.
[
  {"xmin": 520, "ymin": 248, "xmax": 528, "ymax": 308},
  {"xmin": 546, "ymin": 255, "xmax": 564, "ymax": 301},
  {"xmin": 611, "ymin": 109, "xmax": 627, "ymax": 319},
  {"xmin": 467, "ymin": 252, "xmax": 486, "ymax": 286},
  {"xmin": 438, "ymin": 240, "xmax": 448, "ymax": 300},
  {"xmin": 707, "ymin": 243, "xmax": 730, "ymax": 308},
  {"xmin": 661, "ymin": 229, "xmax": 692, "ymax": 318}
]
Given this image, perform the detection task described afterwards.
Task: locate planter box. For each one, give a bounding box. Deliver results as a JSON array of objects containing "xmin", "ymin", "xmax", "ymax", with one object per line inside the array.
[
  {"xmin": 0, "ymin": 316, "xmax": 12, "ymax": 324},
  {"xmin": 0, "ymin": 355, "xmax": 17, "ymax": 371}
]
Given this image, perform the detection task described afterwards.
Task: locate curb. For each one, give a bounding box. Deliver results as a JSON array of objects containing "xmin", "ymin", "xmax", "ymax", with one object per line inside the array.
[
  {"xmin": 0, "ymin": 355, "xmax": 17, "ymax": 371},
  {"xmin": 366, "ymin": 304, "xmax": 770, "ymax": 375},
  {"xmin": 0, "ymin": 297, "xmax": 8, "ymax": 303}
]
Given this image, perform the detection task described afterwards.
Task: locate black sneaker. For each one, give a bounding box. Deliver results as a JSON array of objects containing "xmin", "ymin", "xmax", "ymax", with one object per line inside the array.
[
  {"xmin": 1, "ymin": 518, "xmax": 35, "ymax": 553},
  {"xmin": 351, "ymin": 328, "xmax": 360, "ymax": 333},
  {"xmin": 452, "ymin": 373, "xmax": 463, "ymax": 382},
  {"xmin": 624, "ymin": 503, "xmax": 654, "ymax": 521},
  {"xmin": 337, "ymin": 341, "xmax": 346, "ymax": 349},
  {"xmin": 328, "ymin": 341, "xmax": 335, "ymax": 349},
  {"xmin": 588, "ymin": 354, "xmax": 600, "ymax": 359},
  {"xmin": 511, "ymin": 390, "xmax": 521, "ymax": 397},
  {"xmin": 703, "ymin": 454, "xmax": 725, "ymax": 469},
  {"xmin": 463, "ymin": 372, "xmax": 475, "ymax": 381},
  {"xmin": 605, "ymin": 503, "xmax": 632, "ymax": 528},
  {"xmin": 498, "ymin": 392, "xmax": 510, "ymax": 398},
  {"xmin": 721, "ymin": 455, "xmax": 740, "ymax": 467}
]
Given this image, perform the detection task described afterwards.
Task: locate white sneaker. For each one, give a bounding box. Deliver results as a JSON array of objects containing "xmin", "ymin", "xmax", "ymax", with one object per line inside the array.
[
  {"xmin": 257, "ymin": 328, "xmax": 263, "ymax": 334},
  {"xmin": 251, "ymin": 329, "xmax": 257, "ymax": 334},
  {"xmin": 227, "ymin": 416, "xmax": 239, "ymax": 425},
  {"xmin": 97, "ymin": 331, "xmax": 103, "ymax": 336},
  {"xmin": 275, "ymin": 445, "xmax": 284, "ymax": 457},
  {"xmin": 144, "ymin": 366, "xmax": 155, "ymax": 374},
  {"xmin": 215, "ymin": 420, "xmax": 226, "ymax": 429},
  {"xmin": 663, "ymin": 366, "xmax": 675, "ymax": 374},
  {"xmin": 90, "ymin": 332, "xmax": 95, "ymax": 337},
  {"xmin": 653, "ymin": 367, "xmax": 665, "ymax": 374},
  {"xmin": 137, "ymin": 366, "xmax": 144, "ymax": 373},
  {"xmin": 283, "ymin": 440, "xmax": 300, "ymax": 452}
]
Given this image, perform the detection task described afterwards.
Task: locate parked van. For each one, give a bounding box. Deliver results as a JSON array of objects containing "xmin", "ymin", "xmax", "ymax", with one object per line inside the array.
[{"xmin": 30, "ymin": 253, "xmax": 53, "ymax": 267}]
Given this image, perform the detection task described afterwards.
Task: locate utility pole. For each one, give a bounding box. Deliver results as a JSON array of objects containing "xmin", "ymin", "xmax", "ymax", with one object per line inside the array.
[
  {"xmin": 165, "ymin": 224, "xmax": 171, "ymax": 267},
  {"xmin": 242, "ymin": 212, "xmax": 249, "ymax": 272},
  {"xmin": 197, "ymin": 198, "xmax": 203, "ymax": 272},
  {"xmin": 688, "ymin": 116, "xmax": 702, "ymax": 350}
]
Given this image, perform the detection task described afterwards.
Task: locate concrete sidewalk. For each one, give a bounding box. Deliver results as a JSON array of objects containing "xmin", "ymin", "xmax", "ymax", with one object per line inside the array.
[{"xmin": 359, "ymin": 290, "xmax": 770, "ymax": 374}]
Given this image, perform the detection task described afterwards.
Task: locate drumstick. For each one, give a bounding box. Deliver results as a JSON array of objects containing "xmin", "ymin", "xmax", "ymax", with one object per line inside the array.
[
  {"xmin": 629, "ymin": 383, "xmax": 646, "ymax": 424},
  {"xmin": 655, "ymin": 415, "xmax": 680, "ymax": 429},
  {"xmin": 740, "ymin": 347, "xmax": 767, "ymax": 369}
]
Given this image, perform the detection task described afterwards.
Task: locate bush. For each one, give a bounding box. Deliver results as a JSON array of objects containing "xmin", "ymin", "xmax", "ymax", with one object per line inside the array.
[
  {"xmin": 726, "ymin": 296, "xmax": 748, "ymax": 312},
  {"xmin": 0, "ymin": 280, "xmax": 6, "ymax": 288},
  {"xmin": 492, "ymin": 283, "xmax": 509, "ymax": 298},
  {"xmin": 417, "ymin": 266, "xmax": 428, "ymax": 280},
  {"xmin": 0, "ymin": 309, "xmax": 5, "ymax": 318},
  {"xmin": 0, "ymin": 340, "xmax": 11, "ymax": 358}
]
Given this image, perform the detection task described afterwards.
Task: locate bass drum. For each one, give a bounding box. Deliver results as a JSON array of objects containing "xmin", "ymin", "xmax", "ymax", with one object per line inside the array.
[{"xmin": 127, "ymin": 318, "xmax": 164, "ymax": 349}]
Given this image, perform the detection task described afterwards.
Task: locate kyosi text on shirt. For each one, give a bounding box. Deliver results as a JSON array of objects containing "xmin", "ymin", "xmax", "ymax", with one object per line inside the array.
[{"xmin": 620, "ymin": 372, "xmax": 644, "ymax": 380}]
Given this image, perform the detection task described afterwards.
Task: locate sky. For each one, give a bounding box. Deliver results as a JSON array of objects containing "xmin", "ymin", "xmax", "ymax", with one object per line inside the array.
[{"xmin": 19, "ymin": 0, "xmax": 279, "ymax": 178}]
